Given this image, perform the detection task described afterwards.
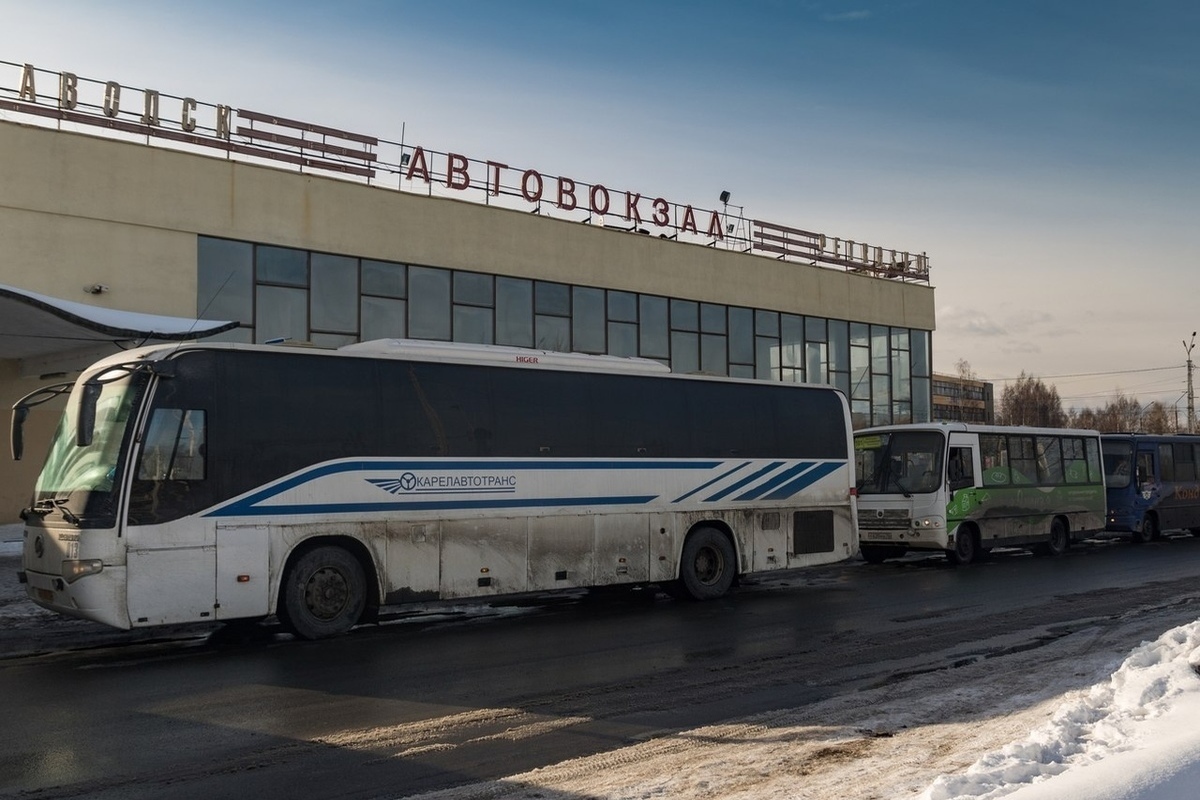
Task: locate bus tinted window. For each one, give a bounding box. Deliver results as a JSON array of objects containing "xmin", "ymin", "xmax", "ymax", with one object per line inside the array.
[
  {"xmin": 1062, "ymin": 437, "xmax": 1088, "ymax": 483},
  {"xmin": 1009, "ymin": 436, "xmax": 1037, "ymax": 485},
  {"xmin": 981, "ymin": 433, "xmax": 1009, "ymax": 485},
  {"xmin": 1174, "ymin": 444, "xmax": 1197, "ymax": 481},
  {"xmin": 1087, "ymin": 438, "xmax": 1103, "ymax": 483},
  {"xmin": 1103, "ymin": 440, "xmax": 1133, "ymax": 489},
  {"xmin": 1037, "ymin": 437, "xmax": 1064, "ymax": 484},
  {"xmin": 1159, "ymin": 444, "xmax": 1175, "ymax": 482}
]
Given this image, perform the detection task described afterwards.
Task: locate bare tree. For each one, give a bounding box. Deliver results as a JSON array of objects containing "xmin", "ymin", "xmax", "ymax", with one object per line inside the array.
[
  {"xmin": 952, "ymin": 359, "xmax": 978, "ymax": 420},
  {"xmin": 1096, "ymin": 393, "xmax": 1143, "ymax": 432},
  {"xmin": 998, "ymin": 372, "xmax": 1066, "ymax": 427},
  {"xmin": 1068, "ymin": 393, "xmax": 1176, "ymax": 433},
  {"xmin": 1068, "ymin": 406, "xmax": 1099, "ymax": 430}
]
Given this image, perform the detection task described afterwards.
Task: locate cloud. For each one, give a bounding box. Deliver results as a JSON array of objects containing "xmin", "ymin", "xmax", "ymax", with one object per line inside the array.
[
  {"xmin": 937, "ymin": 306, "xmax": 1007, "ymax": 337},
  {"xmin": 1000, "ymin": 341, "xmax": 1043, "ymax": 355},
  {"xmin": 964, "ymin": 318, "xmax": 1008, "ymax": 336},
  {"xmin": 822, "ymin": 10, "xmax": 872, "ymax": 22}
]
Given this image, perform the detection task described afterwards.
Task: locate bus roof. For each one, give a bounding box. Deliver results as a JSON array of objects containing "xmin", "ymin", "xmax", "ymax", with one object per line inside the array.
[
  {"xmin": 74, "ymin": 339, "xmax": 851, "ymax": 397},
  {"xmin": 338, "ymin": 338, "xmax": 671, "ymax": 374},
  {"xmin": 86, "ymin": 338, "xmax": 670, "ymax": 376},
  {"xmin": 855, "ymin": 421, "xmax": 1102, "ymax": 438}
]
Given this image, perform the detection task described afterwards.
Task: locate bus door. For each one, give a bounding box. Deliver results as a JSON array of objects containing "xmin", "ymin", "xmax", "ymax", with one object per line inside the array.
[
  {"xmin": 1138, "ymin": 447, "xmax": 1162, "ymax": 523},
  {"xmin": 946, "ymin": 433, "xmax": 988, "ymax": 541}
]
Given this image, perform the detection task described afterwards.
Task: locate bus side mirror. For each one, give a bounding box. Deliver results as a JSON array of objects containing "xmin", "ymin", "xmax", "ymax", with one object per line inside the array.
[
  {"xmin": 10, "ymin": 406, "xmax": 27, "ymax": 461},
  {"xmin": 77, "ymin": 381, "xmax": 101, "ymax": 447}
]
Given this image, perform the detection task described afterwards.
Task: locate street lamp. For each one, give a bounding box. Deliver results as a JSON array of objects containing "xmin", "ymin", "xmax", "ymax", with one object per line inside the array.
[{"xmin": 1185, "ymin": 332, "xmax": 1196, "ymax": 433}]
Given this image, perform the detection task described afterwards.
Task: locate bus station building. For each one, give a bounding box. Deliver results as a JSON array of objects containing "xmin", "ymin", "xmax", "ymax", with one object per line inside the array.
[{"xmin": 0, "ymin": 59, "xmax": 936, "ymax": 519}]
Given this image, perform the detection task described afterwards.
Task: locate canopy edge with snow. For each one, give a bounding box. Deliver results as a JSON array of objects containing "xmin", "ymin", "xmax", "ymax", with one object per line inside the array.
[{"xmin": 0, "ymin": 282, "xmax": 238, "ymax": 361}]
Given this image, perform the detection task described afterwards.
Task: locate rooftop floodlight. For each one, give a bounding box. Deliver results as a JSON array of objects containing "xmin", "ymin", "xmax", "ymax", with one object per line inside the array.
[{"xmin": 719, "ymin": 190, "xmax": 731, "ymax": 204}]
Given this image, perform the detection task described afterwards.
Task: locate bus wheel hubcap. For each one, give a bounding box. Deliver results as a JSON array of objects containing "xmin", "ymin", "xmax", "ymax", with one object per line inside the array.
[
  {"xmin": 696, "ymin": 548, "xmax": 721, "ymax": 584},
  {"xmin": 306, "ymin": 567, "xmax": 348, "ymax": 619}
]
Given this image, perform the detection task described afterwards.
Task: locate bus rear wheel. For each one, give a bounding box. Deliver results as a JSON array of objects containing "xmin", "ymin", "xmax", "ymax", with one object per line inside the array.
[
  {"xmin": 1044, "ymin": 518, "xmax": 1069, "ymax": 556},
  {"xmin": 674, "ymin": 527, "xmax": 736, "ymax": 600},
  {"xmin": 278, "ymin": 545, "xmax": 367, "ymax": 640}
]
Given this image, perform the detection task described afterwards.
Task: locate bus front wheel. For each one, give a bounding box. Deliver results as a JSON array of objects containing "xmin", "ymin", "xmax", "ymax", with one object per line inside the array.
[
  {"xmin": 1131, "ymin": 515, "xmax": 1158, "ymax": 544},
  {"xmin": 675, "ymin": 527, "xmax": 737, "ymax": 600},
  {"xmin": 279, "ymin": 546, "xmax": 367, "ymax": 640},
  {"xmin": 947, "ymin": 528, "xmax": 978, "ymax": 565}
]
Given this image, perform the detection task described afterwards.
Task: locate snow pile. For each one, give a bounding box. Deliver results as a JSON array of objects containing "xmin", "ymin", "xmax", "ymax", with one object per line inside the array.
[{"xmin": 920, "ymin": 619, "xmax": 1200, "ymax": 800}]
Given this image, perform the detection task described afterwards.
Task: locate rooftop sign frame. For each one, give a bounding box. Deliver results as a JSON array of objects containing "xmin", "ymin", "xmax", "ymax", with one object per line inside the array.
[{"xmin": 0, "ymin": 59, "xmax": 930, "ymax": 284}]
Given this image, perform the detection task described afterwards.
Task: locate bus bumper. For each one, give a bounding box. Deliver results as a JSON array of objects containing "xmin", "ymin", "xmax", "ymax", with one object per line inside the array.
[
  {"xmin": 1105, "ymin": 511, "xmax": 1140, "ymax": 533},
  {"xmin": 858, "ymin": 528, "xmax": 950, "ymax": 551},
  {"xmin": 23, "ymin": 567, "xmax": 132, "ymax": 630}
]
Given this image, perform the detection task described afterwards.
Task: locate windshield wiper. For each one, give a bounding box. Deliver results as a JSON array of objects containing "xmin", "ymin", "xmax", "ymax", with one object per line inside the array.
[
  {"xmin": 51, "ymin": 497, "xmax": 81, "ymax": 526},
  {"xmin": 26, "ymin": 500, "xmax": 54, "ymax": 517}
]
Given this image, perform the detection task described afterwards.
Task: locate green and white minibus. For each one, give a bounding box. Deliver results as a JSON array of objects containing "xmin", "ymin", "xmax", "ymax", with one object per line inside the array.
[{"xmin": 854, "ymin": 423, "xmax": 1106, "ymax": 564}]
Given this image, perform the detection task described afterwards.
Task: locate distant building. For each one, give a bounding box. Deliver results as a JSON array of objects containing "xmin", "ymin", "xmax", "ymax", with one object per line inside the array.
[{"xmin": 932, "ymin": 373, "xmax": 995, "ymax": 424}]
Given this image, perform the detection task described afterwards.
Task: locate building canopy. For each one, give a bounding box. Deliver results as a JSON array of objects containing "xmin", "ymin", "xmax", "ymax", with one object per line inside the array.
[{"xmin": 0, "ymin": 282, "xmax": 236, "ymax": 361}]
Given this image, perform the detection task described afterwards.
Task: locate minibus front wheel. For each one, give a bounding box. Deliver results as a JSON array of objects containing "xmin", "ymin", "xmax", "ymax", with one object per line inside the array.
[{"xmin": 947, "ymin": 526, "xmax": 979, "ymax": 566}]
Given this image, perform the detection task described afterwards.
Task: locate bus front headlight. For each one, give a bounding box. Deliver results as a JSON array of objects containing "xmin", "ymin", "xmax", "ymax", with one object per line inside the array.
[
  {"xmin": 912, "ymin": 517, "xmax": 943, "ymax": 529},
  {"xmin": 62, "ymin": 559, "xmax": 104, "ymax": 584}
]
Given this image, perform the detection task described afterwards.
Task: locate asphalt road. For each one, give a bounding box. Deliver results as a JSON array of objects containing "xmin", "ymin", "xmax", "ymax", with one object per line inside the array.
[{"xmin": 2, "ymin": 534, "xmax": 1200, "ymax": 799}]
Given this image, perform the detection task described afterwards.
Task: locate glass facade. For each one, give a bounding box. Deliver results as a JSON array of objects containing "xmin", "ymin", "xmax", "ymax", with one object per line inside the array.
[{"xmin": 197, "ymin": 236, "xmax": 931, "ymax": 427}]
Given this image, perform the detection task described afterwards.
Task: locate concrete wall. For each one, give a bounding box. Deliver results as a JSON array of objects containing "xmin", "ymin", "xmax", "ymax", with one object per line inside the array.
[{"xmin": 0, "ymin": 120, "xmax": 936, "ymax": 519}]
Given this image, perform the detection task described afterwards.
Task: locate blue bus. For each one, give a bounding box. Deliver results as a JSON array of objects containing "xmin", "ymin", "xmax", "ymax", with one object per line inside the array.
[{"xmin": 1101, "ymin": 434, "xmax": 1200, "ymax": 542}]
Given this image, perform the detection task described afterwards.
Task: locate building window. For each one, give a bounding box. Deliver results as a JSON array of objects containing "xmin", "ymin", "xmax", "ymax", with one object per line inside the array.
[
  {"xmin": 311, "ymin": 253, "xmax": 358, "ymax": 335},
  {"xmin": 409, "ymin": 266, "xmax": 452, "ymax": 340},
  {"xmin": 572, "ymin": 286, "xmax": 606, "ymax": 354},
  {"xmin": 639, "ymin": 295, "xmax": 669, "ymax": 360},
  {"xmin": 496, "ymin": 277, "xmax": 533, "ymax": 347}
]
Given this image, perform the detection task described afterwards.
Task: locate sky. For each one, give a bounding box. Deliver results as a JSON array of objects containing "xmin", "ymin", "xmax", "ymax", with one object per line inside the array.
[{"xmin": 1, "ymin": 0, "xmax": 1198, "ymax": 413}]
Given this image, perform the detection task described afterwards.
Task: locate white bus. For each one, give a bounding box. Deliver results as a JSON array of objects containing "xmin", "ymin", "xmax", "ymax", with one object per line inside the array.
[
  {"xmin": 854, "ymin": 422, "xmax": 1105, "ymax": 565},
  {"xmin": 13, "ymin": 339, "xmax": 857, "ymax": 638}
]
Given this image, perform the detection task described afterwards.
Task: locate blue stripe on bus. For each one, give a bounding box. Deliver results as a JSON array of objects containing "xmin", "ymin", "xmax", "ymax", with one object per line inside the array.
[
  {"xmin": 733, "ymin": 461, "xmax": 814, "ymax": 501},
  {"xmin": 204, "ymin": 459, "xmax": 722, "ymax": 518},
  {"xmin": 703, "ymin": 461, "xmax": 786, "ymax": 502},
  {"xmin": 762, "ymin": 461, "xmax": 843, "ymax": 500},
  {"xmin": 206, "ymin": 494, "xmax": 660, "ymax": 518},
  {"xmin": 671, "ymin": 461, "xmax": 751, "ymax": 503}
]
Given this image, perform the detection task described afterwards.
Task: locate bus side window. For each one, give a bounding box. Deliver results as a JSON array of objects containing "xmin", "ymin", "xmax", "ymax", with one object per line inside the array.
[
  {"xmin": 1157, "ymin": 444, "xmax": 1174, "ymax": 483},
  {"xmin": 138, "ymin": 409, "xmax": 206, "ymax": 481},
  {"xmin": 1136, "ymin": 452, "xmax": 1154, "ymax": 488},
  {"xmin": 948, "ymin": 446, "xmax": 974, "ymax": 490}
]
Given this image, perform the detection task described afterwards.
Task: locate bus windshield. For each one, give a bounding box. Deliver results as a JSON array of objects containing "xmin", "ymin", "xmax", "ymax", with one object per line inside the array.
[
  {"xmin": 1101, "ymin": 440, "xmax": 1134, "ymax": 490},
  {"xmin": 33, "ymin": 369, "xmax": 148, "ymax": 521},
  {"xmin": 855, "ymin": 430, "xmax": 945, "ymax": 496}
]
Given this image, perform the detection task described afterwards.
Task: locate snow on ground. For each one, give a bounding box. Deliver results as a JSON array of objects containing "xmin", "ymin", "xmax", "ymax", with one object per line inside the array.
[
  {"xmin": 0, "ymin": 521, "xmax": 57, "ymax": 626},
  {"xmin": 1, "ymin": 520, "xmax": 20, "ymax": 554},
  {"xmin": 928, "ymin": 620, "xmax": 1200, "ymax": 800}
]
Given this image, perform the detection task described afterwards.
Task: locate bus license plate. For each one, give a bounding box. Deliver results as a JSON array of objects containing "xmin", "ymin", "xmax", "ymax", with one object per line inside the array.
[{"xmin": 863, "ymin": 531, "xmax": 894, "ymax": 541}]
